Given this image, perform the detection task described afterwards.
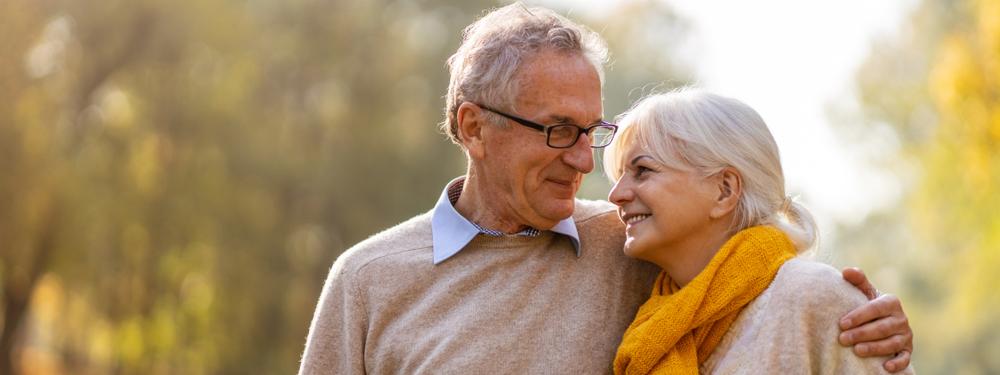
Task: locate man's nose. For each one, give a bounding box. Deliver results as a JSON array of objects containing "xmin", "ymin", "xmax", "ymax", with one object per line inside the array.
[{"xmin": 562, "ymin": 133, "xmax": 595, "ymax": 173}]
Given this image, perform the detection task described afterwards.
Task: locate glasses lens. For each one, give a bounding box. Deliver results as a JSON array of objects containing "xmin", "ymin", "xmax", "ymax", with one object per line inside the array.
[
  {"xmin": 591, "ymin": 125, "xmax": 616, "ymax": 147},
  {"xmin": 547, "ymin": 125, "xmax": 579, "ymax": 148}
]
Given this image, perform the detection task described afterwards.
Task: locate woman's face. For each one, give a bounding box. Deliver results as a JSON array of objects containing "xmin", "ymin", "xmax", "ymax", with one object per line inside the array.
[{"xmin": 608, "ymin": 143, "xmax": 721, "ymax": 262}]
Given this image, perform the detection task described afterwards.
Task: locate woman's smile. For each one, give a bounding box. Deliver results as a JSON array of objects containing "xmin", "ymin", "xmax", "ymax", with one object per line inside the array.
[{"xmin": 623, "ymin": 213, "xmax": 651, "ymax": 225}]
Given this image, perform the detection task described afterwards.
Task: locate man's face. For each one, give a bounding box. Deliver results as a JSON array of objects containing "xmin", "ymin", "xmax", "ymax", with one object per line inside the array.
[{"xmin": 477, "ymin": 50, "xmax": 603, "ymax": 230}]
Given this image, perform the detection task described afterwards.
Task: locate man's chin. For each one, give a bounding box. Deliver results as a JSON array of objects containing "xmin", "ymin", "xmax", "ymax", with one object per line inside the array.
[{"xmin": 535, "ymin": 198, "xmax": 576, "ymax": 225}]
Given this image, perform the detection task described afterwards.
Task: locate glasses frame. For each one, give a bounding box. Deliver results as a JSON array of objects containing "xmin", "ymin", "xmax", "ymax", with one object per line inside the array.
[{"xmin": 475, "ymin": 104, "xmax": 618, "ymax": 149}]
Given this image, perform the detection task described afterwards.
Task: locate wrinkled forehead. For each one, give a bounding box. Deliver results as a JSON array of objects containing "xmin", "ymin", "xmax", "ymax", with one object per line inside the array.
[{"xmin": 511, "ymin": 50, "xmax": 604, "ymax": 121}]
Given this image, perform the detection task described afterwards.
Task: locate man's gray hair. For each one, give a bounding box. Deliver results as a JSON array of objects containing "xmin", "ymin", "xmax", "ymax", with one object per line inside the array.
[{"xmin": 442, "ymin": 3, "xmax": 609, "ymax": 145}]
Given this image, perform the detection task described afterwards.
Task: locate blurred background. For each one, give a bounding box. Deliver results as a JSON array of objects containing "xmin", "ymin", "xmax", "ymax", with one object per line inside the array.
[{"xmin": 0, "ymin": 0, "xmax": 996, "ymax": 373}]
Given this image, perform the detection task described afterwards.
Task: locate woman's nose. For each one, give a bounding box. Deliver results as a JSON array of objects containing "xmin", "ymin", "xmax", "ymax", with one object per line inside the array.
[{"xmin": 608, "ymin": 176, "xmax": 633, "ymax": 206}]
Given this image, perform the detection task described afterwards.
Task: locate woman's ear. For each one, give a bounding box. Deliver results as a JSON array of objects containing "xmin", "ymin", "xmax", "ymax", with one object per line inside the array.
[
  {"xmin": 710, "ymin": 167, "xmax": 742, "ymax": 219},
  {"xmin": 456, "ymin": 102, "xmax": 487, "ymax": 159}
]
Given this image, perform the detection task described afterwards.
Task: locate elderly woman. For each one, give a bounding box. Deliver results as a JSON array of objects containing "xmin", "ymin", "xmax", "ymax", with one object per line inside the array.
[{"xmin": 604, "ymin": 89, "xmax": 914, "ymax": 374}]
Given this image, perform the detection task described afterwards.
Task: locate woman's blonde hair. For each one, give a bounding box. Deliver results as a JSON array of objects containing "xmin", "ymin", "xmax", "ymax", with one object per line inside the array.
[{"xmin": 603, "ymin": 88, "xmax": 818, "ymax": 251}]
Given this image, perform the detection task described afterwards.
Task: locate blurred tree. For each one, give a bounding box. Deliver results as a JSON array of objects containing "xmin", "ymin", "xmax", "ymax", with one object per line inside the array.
[
  {"xmin": 573, "ymin": 1, "xmax": 694, "ymax": 199},
  {"xmin": 839, "ymin": 0, "xmax": 1000, "ymax": 372},
  {"xmin": 0, "ymin": 0, "xmax": 690, "ymax": 373}
]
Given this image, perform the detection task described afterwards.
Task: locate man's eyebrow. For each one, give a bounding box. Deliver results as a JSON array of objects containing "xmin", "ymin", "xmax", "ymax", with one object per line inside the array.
[
  {"xmin": 630, "ymin": 155, "xmax": 653, "ymax": 166},
  {"xmin": 543, "ymin": 114, "xmax": 604, "ymax": 125}
]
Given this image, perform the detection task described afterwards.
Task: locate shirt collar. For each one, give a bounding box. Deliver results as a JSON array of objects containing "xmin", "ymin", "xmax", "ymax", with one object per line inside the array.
[{"xmin": 431, "ymin": 177, "xmax": 581, "ymax": 264}]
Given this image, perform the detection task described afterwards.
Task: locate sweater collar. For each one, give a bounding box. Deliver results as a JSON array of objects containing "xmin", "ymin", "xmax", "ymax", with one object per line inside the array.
[{"xmin": 430, "ymin": 176, "xmax": 581, "ymax": 264}]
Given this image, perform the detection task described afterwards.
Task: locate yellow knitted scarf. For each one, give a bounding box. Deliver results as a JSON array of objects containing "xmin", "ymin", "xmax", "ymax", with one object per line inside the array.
[{"xmin": 613, "ymin": 225, "xmax": 796, "ymax": 375}]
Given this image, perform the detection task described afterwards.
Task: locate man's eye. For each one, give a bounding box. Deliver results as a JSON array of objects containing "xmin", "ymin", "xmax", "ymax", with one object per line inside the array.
[{"xmin": 550, "ymin": 125, "xmax": 577, "ymax": 138}]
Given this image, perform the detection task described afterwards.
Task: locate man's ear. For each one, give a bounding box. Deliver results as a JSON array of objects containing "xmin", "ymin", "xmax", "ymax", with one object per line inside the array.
[
  {"xmin": 710, "ymin": 167, "xmax": 742, "ymax": 219},
  {"xmin": 456, "ymin": 102, "xmax": 487, "ymax": 159}
]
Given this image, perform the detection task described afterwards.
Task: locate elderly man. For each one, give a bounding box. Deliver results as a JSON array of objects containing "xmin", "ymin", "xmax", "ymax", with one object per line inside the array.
[{"xmin": 299, "ymin": 4, "xmax": 912, "ymax": 374}]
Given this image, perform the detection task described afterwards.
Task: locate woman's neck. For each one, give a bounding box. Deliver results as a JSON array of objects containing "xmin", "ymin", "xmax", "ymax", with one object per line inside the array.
[{"xmin": 650, "ymin": 224, "xmax": 735, "ymax": 288}]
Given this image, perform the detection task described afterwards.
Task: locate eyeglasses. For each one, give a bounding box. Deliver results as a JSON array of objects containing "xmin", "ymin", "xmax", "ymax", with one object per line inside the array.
[{"xmin": 476, "ymin": 104, "xmax": 618, "ymax": 149}]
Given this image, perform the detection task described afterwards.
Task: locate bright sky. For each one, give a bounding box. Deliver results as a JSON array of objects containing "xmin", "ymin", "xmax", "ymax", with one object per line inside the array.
[
  {"xmin": 665, "ymin": 0, "xmax": 916, "ymax": 230},
  {"xmin": 544, "ymin": 0, "xmax": 917, "ymax": 233}
]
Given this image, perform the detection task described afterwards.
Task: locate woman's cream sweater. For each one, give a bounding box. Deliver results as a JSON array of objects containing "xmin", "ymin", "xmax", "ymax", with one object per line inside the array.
[{"xmin": 700, "ymin": 258, "xmax": 915, "ymax": 374}]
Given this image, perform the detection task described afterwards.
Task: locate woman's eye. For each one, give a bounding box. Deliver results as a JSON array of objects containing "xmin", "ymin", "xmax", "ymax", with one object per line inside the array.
[{"xmin": 635, "ymin": 166, "xmax": 651, "ymax": 177}]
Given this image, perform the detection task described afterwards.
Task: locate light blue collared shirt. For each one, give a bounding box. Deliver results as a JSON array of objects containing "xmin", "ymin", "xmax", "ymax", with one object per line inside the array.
[{"xmin": 430, "ymin": 177, "xmax": 581, "ymax": 264}]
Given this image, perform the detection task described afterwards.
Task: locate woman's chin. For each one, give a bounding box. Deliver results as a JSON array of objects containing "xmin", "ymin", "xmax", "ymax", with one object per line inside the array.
[{"xmin": 622, "ymin": 238, "xmax": 650, "ymax": 260}]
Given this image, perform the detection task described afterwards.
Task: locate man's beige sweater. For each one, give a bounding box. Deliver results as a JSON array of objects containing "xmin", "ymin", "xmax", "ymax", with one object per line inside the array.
[{"xmin": 299, "ymin": 199, "xmax": 660, "ymax": 374}]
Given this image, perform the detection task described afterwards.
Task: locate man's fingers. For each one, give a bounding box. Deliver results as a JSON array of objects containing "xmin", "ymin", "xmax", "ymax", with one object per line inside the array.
[
  {"xmin": 839, "ymin": 294, "xmax": 901, "ymax": 330},
  {"xmin": 852, "ymin": 334, "xmax": 910, "ymax": 357},
  {"xmin": 838, "ymin": 313, "xmax": 907, "ymax": 345},
  {"xmin": 884, "ymin": 350, "xmax": 912, "ymax": 373},
  {"xmin": 842, "ymin": 267, "xmax": 878, "ymax": 300},
  {"xmin": 837, "ymin": 271, "xmax": 913, "ymax": 372}
]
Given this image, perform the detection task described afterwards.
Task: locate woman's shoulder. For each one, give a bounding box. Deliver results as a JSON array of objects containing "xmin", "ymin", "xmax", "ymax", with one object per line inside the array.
[
  {"xmin": 701, "ymin": 258, "xmax": 900, "ymax": 374},
  {"xmin": 767, "ymin": 258, "xmax": 869, "ymax": 314}
]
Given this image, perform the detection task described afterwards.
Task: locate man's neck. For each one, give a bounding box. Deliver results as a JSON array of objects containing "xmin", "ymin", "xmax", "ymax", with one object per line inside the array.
[{"xmin": 453, "ymin": 175, "xmax": 531, "ymax": 234}]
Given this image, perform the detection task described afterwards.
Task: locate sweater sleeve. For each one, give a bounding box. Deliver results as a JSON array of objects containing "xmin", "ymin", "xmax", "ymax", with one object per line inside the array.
[
  {"xmin": 298, "ymin": 255, "xmax": 368, "ymax": 375},
  {"xmin": 768, "ymin": 260, "xmax": 913, "ymax": 375}
]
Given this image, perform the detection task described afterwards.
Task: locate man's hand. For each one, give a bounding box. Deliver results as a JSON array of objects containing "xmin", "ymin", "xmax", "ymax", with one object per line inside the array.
[{"xmin": 839, "ymin": 267, "xmax": 913, "ymax": 373}]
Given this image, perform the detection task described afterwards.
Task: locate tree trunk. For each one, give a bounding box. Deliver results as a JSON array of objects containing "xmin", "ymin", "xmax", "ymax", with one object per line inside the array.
[
  {"xmin": 0, "ymin": 286, "xmax": 31, "ymax": 375},
  {"xmin": 0, "ymin": 209, "xmax": 58, "ymax": 375}
]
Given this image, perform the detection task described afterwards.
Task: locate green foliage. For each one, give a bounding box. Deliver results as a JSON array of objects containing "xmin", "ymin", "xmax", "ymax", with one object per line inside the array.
[
  {"xmin": 840, "ymin": 0, "xmax": 1000, "ymax": 372},
  {"xmin": 0, "ymin": 0, "xmax": 690, "ymax": 373}
]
